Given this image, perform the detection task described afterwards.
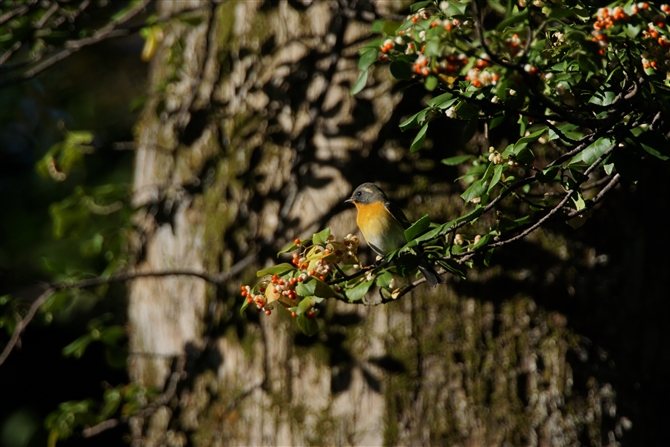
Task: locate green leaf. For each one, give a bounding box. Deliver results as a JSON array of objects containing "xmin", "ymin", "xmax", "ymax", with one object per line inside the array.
[
  {"xmin": 346, "ymin": 280, "xmax": 374, "ymax": 302},
  {"xmin": 63, "ymin": 334, "xmax": 94, "ymax": 358},
  {"xmin": 514, "ymin": 127, "xmax": 547, "ymax": 152},
  {"xmin": 100, "ymin": 326, "xmax": 125, "ymax": 346},
  {"xmin": 312, "ymin": 227, "xmax": 331, "ymax": 245},
  {"xmin": 572, "ymin": 191, "xmax": 586, "ymax": 211},
  {"xmin": 456, "ymin": 162, "xmax": 488, "ymax": 182},
  {"xmin": 490, "ymin": 115, "xmax": 505, "ymax": 130},
  {"xmin": 570, "ymin": 137, "xmax": 613, "ymax": 165},
  {"xmin": 390, "ymin": 60, "xmax": 413, "ymax": 80},
  {"xmin": 445, "ymin": 1, "xmax": 468, "ymax": 15},
  {"xmin": 625, "ymin": 23, "xmax": 641, "ymax": 38},
  {"xmin": 547, "ymin": 7, "xmax": 576, "ymax": 19},
  {"xmin": 496, "ymin": 8, "xmax": 528, "ymax": 31},
  {"xmin": 399, "ymin": 109, "xmax": 427, "ymax": 131},
  {"xmin": 296, "ymin": 313, "xmax": 319, "ymax": 336},
  {"xmin": 424, "ymin": 38, "xmax": 440, "ymax": 58},
  {"xmin": 375, "ymin": 270, "xmax": 394, "ymax": 288},
  {"xmin": 297, "ymin": 297, "xmax": 315, "ymax": 314},
  {"xmin": 277, "ymin": 241, "xmax": 299, "ymax": 257},
  {"xmin": 461, "ymin": 179, "xmax": 487, "ymax": 202},
  {"xmin": 456, "ymin": 102, "xmax": 480, "ymax": 120},
  {"xmin": 537, "ymin": 165, "xmax": 561, "ymax": 183},
  {"xmin": 588, "ymin": 90, "xmax": 616, "ymax": 106},
  {"xmin": 405, "ymin": 214, "xmax": 430, "ymax": 241},
  {"xmin": 515, "ymin": 147, "xmax": 535, "ymax": 165},
  {"xmin": 488, "ymin": 164, "xmax": 504, "ymax": 193},
  {"xmin": 442, "ymin": 154, "xmax": 475, "ymax": 166},
  {"xmin": 382, "ymin": 21, "xmax": 401, "ymax": 35},
  {"xmin": 439, "ymin": 259, "xmax": 466, "ymax": 279},
  {"xmin": 636, "ymin": 131, "xmax": 670, "ymax": 161},
  {"xmin": 371, "ymin": 19, "xmax": 385, "ymax": 33},
  {"xmin": 548, "ymin": 123, "xmax": 583, "ymax": 142},
  {"xmin": 424, "ymin": 75, "xmax": 438, "ymax": 91},
  {"xmin": 410, "ymin": 0, "xmax": 432, "ymax": 12},
  {"xmin": 257, "ymin": 263, "xmax": 294, "ymax": 277},
  {"xmin": 240, "ymin": 297, "xmax": 250, "ymax": 315},
  {"xmin": 471, "ymin": 234, "xmax": 491, "ymax": 250},
  {"xmin": 296, "ymin": 279, "xmax": 317, "ymax": 297},
  {"xmin": 351, "ymin": 70, "xmax": 368, "ymax": 95},
  {"xmin": 358, "ymin": 48, "xmax": 378, "ymax": 71},
  {"xmin": 410, "ymin": 123, "xmax": 429, "ymax": 153}
]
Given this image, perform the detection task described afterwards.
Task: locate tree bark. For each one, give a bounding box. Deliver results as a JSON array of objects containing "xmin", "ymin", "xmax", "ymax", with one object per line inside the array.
[{"xmin": 127, "ymin": 1, "xmax": 630, "ymax": 446}]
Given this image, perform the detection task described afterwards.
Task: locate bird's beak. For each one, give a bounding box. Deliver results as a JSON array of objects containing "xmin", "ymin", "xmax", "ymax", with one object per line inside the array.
[{"xmin": 344, "ymin": 198, "xmax": 353, "ymax": 204}]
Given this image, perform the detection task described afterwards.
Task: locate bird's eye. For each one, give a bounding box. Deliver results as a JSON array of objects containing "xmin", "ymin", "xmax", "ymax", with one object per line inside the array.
[{"xmin": 355, "ymin": 191, "xmax": 362, "ymax": 197}]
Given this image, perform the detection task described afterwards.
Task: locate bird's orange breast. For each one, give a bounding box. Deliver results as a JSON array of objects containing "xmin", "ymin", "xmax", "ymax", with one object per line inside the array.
[{"xmin": 354, "ymin": 201, "xmax": 407, "ymax": 255}]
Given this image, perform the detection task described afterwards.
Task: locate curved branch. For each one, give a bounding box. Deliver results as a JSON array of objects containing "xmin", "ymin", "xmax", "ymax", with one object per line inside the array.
[{"xmin": 0, "ymin": 252, "xmax": 256, "ymax": 366}]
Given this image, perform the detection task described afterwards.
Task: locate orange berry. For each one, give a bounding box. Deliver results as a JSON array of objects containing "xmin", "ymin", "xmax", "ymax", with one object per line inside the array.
[
  {"xmin": 294, "ymin": 238, "xmax": 300, "ymax": 245},
  {"xmin": 265, "ymin": 310, "xmax": 272, "ymax": 316},
  {"xmin": 291, "ymin": 312, "xmax": 297, "ymax": 318},
  {"xmin": 247, "ymin": 297, "xmax": 253, "ymax": 304},
  {"xmin": 306, "ymin": 310, "xmax": 315, "ymax": 319}
]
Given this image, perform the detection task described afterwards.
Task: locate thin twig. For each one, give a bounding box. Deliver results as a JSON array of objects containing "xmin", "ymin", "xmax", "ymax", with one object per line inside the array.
[
  {"xmin": 82, "ymin": 419, "xmax": 119, "ymax": 438},
  {"xmin": 566, "ymin": 173, "xmax": 620, "ymax": 218},
  {"xmin": 0, "ymin": 287, "xmax": 56, "ymax": 365},
  {"xmin": 488, "ymin": 189, "xmax": 575, "ymax": 248}
]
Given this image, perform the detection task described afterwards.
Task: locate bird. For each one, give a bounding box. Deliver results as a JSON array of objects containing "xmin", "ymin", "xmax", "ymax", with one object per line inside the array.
[{"xmin": 345, "ymin": 182, "xmax": 444, "ymax": 287}]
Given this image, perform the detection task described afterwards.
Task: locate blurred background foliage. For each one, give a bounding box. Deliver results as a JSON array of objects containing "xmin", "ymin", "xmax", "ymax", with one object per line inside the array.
[{"xmin": 0, "ymin": 1, "xmax": 148, "ymax": 444}]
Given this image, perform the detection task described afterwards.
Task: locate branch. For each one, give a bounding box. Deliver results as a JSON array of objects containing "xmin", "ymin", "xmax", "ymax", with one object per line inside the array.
[
  {"xmin": 488, "ymin": 188, "xmax": 575, "ymax": 248},
  {"xmin": 0, "ymin": 253, "xmax": 256, "ymax": 366},
  {"xmin": 0, "ymin": 0, "xmax": 151, "ymax": 89},
  {"xmin": 566, "ymin": 173, "xmax": 621, "ymax": 219}
]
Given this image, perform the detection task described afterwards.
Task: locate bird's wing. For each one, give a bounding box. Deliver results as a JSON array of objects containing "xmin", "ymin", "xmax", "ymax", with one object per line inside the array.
[{"xmin": 384, "ymin": 201, "xmax": 411, "ymax": 229}]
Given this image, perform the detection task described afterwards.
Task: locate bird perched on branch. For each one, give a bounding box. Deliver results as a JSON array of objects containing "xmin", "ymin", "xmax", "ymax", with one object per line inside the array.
[{"xmin": 345, "ymin": 182, "xmax": 444, "ymax": 287}]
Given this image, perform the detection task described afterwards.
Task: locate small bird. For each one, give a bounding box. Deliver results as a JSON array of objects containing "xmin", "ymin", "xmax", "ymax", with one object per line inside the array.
[{"xmin": 345, "ymin": 182, "xmax": 444, "ymax": 287}]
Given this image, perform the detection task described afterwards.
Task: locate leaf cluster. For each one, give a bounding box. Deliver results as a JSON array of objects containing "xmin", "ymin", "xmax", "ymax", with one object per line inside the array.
[{"xmin": 254, "ymin": 0, "xmax": 670, "ymax": 334}]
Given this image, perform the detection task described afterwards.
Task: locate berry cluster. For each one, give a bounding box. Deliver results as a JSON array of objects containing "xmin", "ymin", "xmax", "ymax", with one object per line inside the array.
[
  {"xmin": 240, "ymin": 232, "xmax": 360, "ymax": 319},
  {"xmin": 466, "ymin": 59, "xmax": 500, "ymax": 88},
  {"xmin": 589, "ymin": 3, "xmax": 669, "ymax": 75},
  {"xmin": 377, "ymin": 7, "xmax": 485, "ymax": 87},
  {"xmin": 638, "ymin": 6, "xmax": 670, "ymax": 76}
]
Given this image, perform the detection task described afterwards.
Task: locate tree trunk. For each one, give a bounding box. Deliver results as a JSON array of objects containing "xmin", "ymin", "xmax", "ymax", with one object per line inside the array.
[{"xmin": 127, "ymin": 1, "xmax": 632, "ymax": 446}]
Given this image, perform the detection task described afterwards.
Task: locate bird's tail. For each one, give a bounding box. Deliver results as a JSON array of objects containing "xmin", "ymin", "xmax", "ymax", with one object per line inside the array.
[{"xmin": 418, "ymin": 261, "xmax": 444, "ymax": 288}]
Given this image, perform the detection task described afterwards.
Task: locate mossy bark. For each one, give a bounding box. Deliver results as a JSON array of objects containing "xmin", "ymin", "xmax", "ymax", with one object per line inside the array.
[{"xmin": 127, "ymin": 1, "xmax": 634, "ymax": 446}]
